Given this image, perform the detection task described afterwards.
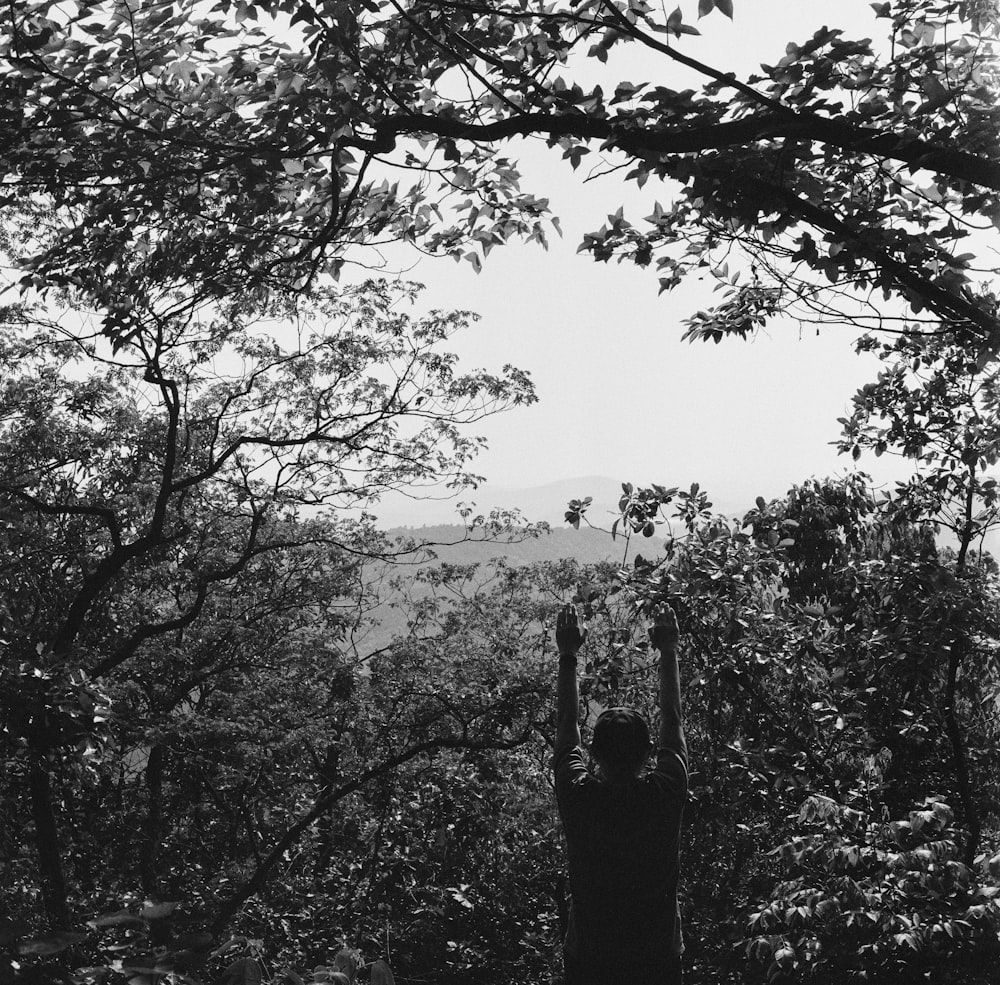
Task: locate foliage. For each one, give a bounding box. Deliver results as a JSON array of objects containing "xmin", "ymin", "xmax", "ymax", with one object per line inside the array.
[
  {"xmin": 4, "ymin": 555, "xmax": 579, "ymax": 985},
  {"xmin": 0, "ymin": 1, "xmax": 996, "ymax": 355},
  {"xmin": 3, "ymin": 3, "xmax": 999, "ymax": 981},
  {"xmin": 0, "ymin": 277, "xmax": 535, "ymax": 936},
  {"xmin": 743, "ymin": 796, "xmax": 1000, "ymax": 983},
  {"xmin": 841, "ymin": 324, "xmax": 1000, "ymax": 564},
  {"xmin": 5, "ymin": 470, "xmax": 1000, "ymax": 983},
  {"xmin": 11, "ymin": 916, "xmax": 386, "ymax": 985},
  {"xmin": 569, "ymin": 474, "xmax": 1000, "ymax": 982}
]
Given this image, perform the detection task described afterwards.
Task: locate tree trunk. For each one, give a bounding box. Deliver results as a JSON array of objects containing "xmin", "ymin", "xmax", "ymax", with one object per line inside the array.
[
  {"xmin": 353, "ymin": 785, "xmax": 391, "ymax": 941},
  {"xmin": 947, "ymin": 487, "xmax": 981, "ymax": 866},
  {"xmin": 140, "ymin": 744, "xmax": 165, "ymax": 896},
  {"xmin": 945, "ymin": 641, "xmax": 981, "ymax": 866},
  {"xmin": 314, "ymin": 743, "xmax": 340, "ymax": 876},
  {"xmin": 27, "ymin": 744, "xmax": 71, "ymax": 930},
  {"xmin": 956, "ymin": 471, "xmax": 976, "ymax": 572}
]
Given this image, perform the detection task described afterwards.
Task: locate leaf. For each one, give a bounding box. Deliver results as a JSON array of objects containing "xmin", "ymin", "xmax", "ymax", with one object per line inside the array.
[
  {"xmin": 698, "ymin": 0, "xmax": 715, "ymax": 16},
  {"xmin": 174, "ymin": 931, "xmax": 215, "ymax": 951},
  {"xmin": 663, "ymin": 7, "xmax": 702, "ymax": 36},
  {"xmin": 370, "ymin": 961, "xmax": 395, "ymax": 985},
  {"xmin": 89, "ymin": 910, "xmax": 146, "ymax": 928},
  {"xmin": 716, "ymin": 0, "xmax": 734, "ymax": 17},
  {"xmin": 166, "ymin": 59, "xmax": 197, "ymax": 82},
  {"xmin": 755, "ymin": 496, "xmax": 767, "ymax": 511},
  {"xmin": 975, "ymin": 341, "xmax": 998, "ymax": 372},
  {"xmin": 219, "ymin": 957, "xmax": 261, "ymax": 985},
  {"xmin": 141, "ymin": 901, "xmax": 179, "ymax": 920},
  {"xmin": 332, "ymin": 949, "xmax": 359, "ymax": 981},
  {"xmin": 17, "ymin": 931, "xmax": 89, "ymax": 955},
  {"xmin": 73, "ymin": 969, "xmax": 112, "ymax": 984}
]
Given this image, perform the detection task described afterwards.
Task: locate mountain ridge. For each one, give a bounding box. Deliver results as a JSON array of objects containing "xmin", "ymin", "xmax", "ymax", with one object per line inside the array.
[{"xmin": 372, "ymin": 474, "xmax": 750, "ymax": 529}]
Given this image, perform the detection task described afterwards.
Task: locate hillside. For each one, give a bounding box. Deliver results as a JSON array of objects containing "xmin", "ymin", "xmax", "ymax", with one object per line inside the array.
[
  {"xmin": 348, "ymin": 522, "xmax": 653, "ymax": 657},
  {"xmin": 383, "ymin": 521, "xmax": 645, "ymax": 566},
  {"xmin": 368, "ymin": 475, "xmax": 747, "ymax": 529}
]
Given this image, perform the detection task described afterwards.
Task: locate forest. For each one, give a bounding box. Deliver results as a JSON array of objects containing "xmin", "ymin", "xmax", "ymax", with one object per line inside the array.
[{"xmin": 1, "ymin": 0, "xmax": 1000, "ymax": 982}]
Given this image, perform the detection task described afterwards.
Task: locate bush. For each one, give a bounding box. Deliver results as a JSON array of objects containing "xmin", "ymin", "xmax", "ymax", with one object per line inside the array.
[{"xmin": 741, "ymin": 796, "xmax": 1000, "ymax": 983}]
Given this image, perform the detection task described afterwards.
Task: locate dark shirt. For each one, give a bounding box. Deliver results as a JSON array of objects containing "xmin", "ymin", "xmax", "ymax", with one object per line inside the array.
[{"xmin": 553, "ymin": 743, "xmax": 688, "ymax": 970}]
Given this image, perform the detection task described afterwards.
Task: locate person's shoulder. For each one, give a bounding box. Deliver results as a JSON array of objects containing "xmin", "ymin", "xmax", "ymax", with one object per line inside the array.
[
  {"xmin": 655, "ymin": 745, "xmax": 688, "ymax": 771},
  {"xmin": 644, "ymin": 746, "xmax": 688, "ymax": 793},
  {"xmin": 552, "ymin": 743, "xmax": 592, "ymax": 784},
  {"xmin": 552, "ymin": 742, "xmax": 585, "ymax": 769}
]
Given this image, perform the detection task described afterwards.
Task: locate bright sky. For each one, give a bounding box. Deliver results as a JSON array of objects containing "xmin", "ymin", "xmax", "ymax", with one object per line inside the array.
[{"xmin": 369, "ymin": 2, "xmax": 918, "ymax": 525}]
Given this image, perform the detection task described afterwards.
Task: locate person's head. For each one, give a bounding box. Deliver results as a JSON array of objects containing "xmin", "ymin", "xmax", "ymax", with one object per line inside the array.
[{"xmin": 589, "ymin": 707, "xmax": 651, "ymax": 781}]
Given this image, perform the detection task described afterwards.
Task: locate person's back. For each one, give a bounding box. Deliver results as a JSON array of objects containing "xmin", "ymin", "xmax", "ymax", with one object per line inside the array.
[{"xmin": 553, "ymin": 606, "xmax": 688, "ymax": 985}]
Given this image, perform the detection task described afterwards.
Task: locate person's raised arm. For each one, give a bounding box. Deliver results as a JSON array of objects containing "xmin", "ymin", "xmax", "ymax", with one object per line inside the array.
[
  {"xmin": 555, "ymin": 603, "xmax": 586, "ymax": 752},
  {"xmin": 649, "ymin": 603, "xmax": 686, "ymax": 760}
]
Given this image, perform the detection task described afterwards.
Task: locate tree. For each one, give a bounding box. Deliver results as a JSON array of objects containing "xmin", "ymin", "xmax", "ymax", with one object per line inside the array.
[
  {"xmin": 841, "ymin": 325, "xmax": 1000, "ymax": 568},
  {"xmin": 8, "ymin": 468, "xmax": 1000, "ymax": 983},
  {"xmin": 570, "ymin": 473, "xmax": 1000, "ymax": 980},
  {"xmin": 4, "ymin": 550, "xmax": 579, "ymax": 984},
  {"xmin": 0, "ymin": 278, "xmax": 534, "ymax": 931},
  {"xmin": 838, "ymin": 325, "xmax": 1000, "ymax": 862},
  {"xmin": 0, "ymin": 1, "xmax": 997, "ymax": 354}
]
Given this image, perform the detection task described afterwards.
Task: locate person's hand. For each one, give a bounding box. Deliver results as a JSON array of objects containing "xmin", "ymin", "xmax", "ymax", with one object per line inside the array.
[
  {"xmin": 648, "ymin": 602, "xmax": 680, "ymax": 652},
  {"xmin": 556, "ymin": 604, "xmax": 587, "ymax": 656}
]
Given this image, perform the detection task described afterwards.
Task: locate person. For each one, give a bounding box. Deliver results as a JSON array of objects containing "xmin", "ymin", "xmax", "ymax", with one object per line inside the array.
[{"xmin": 553, "ymin": 602, "xmax": 688, "ymax": 985}]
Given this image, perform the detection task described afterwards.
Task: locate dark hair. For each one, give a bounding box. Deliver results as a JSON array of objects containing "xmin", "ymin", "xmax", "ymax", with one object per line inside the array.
[{"xmin": 590, "ymin": 707, "xmax": 651, "ymax": 774}]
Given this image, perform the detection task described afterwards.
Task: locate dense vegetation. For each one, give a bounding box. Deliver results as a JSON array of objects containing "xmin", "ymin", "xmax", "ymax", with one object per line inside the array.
[
  {"xmin": 5, "ymin": 451, "xmax": 1000, "ymax": 984},
  {"xmin": 2, "ymin": 0, "xmax": 1000, "ymax": 982}
]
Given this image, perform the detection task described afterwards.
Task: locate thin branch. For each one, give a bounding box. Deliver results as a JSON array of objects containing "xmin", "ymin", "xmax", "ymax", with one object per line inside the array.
[
  {"xmin": 0, "ymin": 486, "xmax": 123, "ymax": 549},
  {"xmin": 209, "ymin": 726, "xmax": 533, "ymax": 935},
  {"xmin": 745, "ymin": 177, "xmax": 996, "ymax": 340}
]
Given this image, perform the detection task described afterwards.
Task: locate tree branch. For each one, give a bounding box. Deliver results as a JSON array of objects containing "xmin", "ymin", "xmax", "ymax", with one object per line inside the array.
[
  {"xmin": 0, "ymin": 485, "xmax": 122, "ymax": 549},
  {"xmin": 88, "ymin": 510, "xmax": 267, "ymax": 678},
  {"xmin": 209, "ymin": 727, "xmax": 533, "ymax": 935},
  {"xmin": 342, "ymin": 110, "xmax": 1000, "ymax": 192},
  {"xmin": 745, "ymin": 177, "xmax": 997, "ymax": 340}
]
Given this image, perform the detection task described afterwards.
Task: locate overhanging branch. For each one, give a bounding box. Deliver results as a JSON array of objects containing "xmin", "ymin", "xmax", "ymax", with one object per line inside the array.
[
  {"xmin": 747, "ymin": 178, "xmax": 998, "ymax": 340},
  {"xmin": 344, "ymin": 110, "xmax": 1000, "ymax": 192}
]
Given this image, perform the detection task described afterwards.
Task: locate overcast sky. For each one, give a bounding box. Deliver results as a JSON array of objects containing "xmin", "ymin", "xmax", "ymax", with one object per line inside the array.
[{"xmin": 368, "ymin": 2, "xmax": 917, "ymax": 526}]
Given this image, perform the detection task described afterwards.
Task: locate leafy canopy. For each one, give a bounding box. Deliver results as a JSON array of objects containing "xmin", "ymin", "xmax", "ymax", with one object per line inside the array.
[{"xmin": 0, "ymin": 0, "xmax": 997, "ymax": 351}]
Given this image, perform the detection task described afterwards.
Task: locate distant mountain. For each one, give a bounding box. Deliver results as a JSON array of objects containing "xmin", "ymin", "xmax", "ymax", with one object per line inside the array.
[
  {"xmin": 383, "ymin": 521, "xmax": 645, "ymax": 567},
  {"xmin": 352, "ymin": 521, "xmax": 654, "ymax": 656},
  {"xmin": 354, "ymin": 496, "xmax": 1000, "ymax": 657},
  {"xmin": 371, "ymin": 475, "xmax": 749, "ymax": 529}
]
